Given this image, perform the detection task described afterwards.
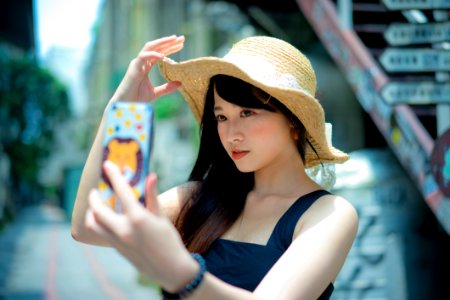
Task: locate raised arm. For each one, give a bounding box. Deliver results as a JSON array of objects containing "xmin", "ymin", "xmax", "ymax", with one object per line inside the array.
[{"xmin": 71, "ymin": 35, "xmax": 185, "ymax": 246}]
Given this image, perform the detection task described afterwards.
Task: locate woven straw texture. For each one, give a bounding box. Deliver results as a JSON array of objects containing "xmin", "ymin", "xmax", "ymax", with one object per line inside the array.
[{"xmin": 158, "ymin": 36, "xmax": 348, "ymax": 168}]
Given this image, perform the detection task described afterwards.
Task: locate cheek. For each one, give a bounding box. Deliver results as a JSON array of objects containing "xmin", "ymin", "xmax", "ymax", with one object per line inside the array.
[
  {"xmin": 250, "ymin": 122, "xmax": 272, "ymax": 137},
  {"xmin": 217, "ymin": 124, "xmax": 226, "ymax": 143},
  {"xmin": 251, "ymin": 120, "xmax": 289, "ymax": 142}
]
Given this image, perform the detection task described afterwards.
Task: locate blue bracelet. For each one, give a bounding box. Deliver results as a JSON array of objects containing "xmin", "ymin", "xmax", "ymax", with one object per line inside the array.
[{"xmin": 161, "ymin": 253, "xmax": 206, "ymax": 299}]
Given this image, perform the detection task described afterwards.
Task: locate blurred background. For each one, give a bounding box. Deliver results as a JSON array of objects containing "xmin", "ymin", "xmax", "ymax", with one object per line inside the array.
[{"xmin": 1, "ymin": 0, "xmax": 449, "ymax": 299}]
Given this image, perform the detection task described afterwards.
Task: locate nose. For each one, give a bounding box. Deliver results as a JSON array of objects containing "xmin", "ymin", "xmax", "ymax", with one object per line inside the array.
[{"xmin": 223, "ymin": 118, "xmax": 244, "ymax": 144}]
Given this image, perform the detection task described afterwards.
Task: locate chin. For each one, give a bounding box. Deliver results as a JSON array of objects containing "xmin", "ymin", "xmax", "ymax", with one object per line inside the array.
[
  {"xmin": 234, "ymin": 164, "xmax": 256, "ymax": 173},
  {"xmin": 237, "ymin": 168, "xmax": 254, "ymax": 174}
]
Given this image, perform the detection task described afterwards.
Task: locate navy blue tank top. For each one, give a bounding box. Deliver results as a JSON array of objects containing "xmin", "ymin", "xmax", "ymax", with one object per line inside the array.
[{"xmin": 204, "ymin": 190, "xmax": 334, "ymax": 299}]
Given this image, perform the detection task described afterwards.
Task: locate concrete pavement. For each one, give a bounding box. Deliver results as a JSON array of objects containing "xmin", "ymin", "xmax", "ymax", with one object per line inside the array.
[{"xmin": 0, "ymin": 204, "xmax": 161, "ymax": 300}]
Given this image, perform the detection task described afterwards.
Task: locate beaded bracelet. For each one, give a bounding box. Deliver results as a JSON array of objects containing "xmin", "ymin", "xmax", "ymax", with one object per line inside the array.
[{"xmin": 161, "ymin": 253, "xmax": 206, "ymax": 300}]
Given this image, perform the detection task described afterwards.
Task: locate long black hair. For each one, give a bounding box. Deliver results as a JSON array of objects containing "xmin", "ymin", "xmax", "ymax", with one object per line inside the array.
[{"xmin": 174, "ymin": 75, "xmax": 307, "ymax": 253}]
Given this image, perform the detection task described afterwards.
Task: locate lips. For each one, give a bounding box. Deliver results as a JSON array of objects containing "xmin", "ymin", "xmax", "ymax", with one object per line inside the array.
[{"xmin": 231, "ymin": 150, "xmax": 249, "ymax": 160}]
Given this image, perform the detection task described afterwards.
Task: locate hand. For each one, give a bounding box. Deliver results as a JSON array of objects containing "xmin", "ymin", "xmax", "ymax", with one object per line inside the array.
[
  {"xmin": 110, "ymin": 35, "xmax": 185, "ymax": 103},
  {"xmin": 85, "ymin": 161, "xmax": 198, "ymax": 292}
]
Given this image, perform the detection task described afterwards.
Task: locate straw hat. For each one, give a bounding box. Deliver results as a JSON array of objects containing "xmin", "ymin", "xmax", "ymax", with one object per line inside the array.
[{"xmin": 158, "ymin": 36, "xmax": 348, "ymax": 168}]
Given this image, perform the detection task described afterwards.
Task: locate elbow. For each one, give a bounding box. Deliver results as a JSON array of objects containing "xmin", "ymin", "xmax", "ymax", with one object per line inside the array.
[
  {"xmin": 71, "ymin": 219, "xmax": 110, "ymax": 247},
  {"xmin": 70, "ymin": 196, "xmax": 91, "ymax": 244},
  {"xmin": 71, "ymin": 225, "xmax": 96, "ymax": 245},
  {"xmin": 71, "ymin": 227, "xmax": 82, "ymax": 242},
  {"xmin": 70, "ymin": 207, "xmax": 84, "ymax": 242},
  {"xmin": 71, "ymin": 224, "xmax": 86, "ymax": 243},
  {"xmin": 70, "ymin": 217, "xmax": 91, "ymax": 244}
]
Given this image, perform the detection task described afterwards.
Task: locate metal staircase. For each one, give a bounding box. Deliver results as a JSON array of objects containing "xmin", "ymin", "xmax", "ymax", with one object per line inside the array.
[{"xmin": 297, "ymin": 0, "xmax": 450, "ymax": 234}]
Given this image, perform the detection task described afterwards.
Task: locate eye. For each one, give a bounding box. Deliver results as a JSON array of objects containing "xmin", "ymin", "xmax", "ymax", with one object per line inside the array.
[
  {"xmin": 240, "ymin": 109, "xmax": 255, "ymax": 118},
  {"xmin": 215, "ymin": 114, "xmax": 227, "ymax": 122}
]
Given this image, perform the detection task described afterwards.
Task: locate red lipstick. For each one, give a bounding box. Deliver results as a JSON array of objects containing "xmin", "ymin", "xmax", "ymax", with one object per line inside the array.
[{"xmin": 231, "ymin": 150, "xmax": 249, "ymax": 160}]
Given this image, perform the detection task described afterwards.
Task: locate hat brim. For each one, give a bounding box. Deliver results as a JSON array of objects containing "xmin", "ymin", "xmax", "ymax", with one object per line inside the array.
[{"xmin": 159, "ymin": 57, "xmax": 348, "ymax": 168}]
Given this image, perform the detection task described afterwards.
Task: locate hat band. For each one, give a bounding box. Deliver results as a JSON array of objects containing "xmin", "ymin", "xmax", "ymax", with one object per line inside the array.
[{"xmin": 223, "ymin": 53, "xmax": 313, "ymax": 97}]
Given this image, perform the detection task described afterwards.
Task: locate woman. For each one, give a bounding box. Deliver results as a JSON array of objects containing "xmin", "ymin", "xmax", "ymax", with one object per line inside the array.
[{"xmin": 72, "ymin": 35, "xmax": 358, "ymax": 299}]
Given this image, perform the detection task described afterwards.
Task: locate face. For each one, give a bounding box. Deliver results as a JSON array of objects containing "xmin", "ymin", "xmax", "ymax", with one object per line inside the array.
[{"xmin": 213, "ymin": 88, "xmax": 297, "ymax": 173}]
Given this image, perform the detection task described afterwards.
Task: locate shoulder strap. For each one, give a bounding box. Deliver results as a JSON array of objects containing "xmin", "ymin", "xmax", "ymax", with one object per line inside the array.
[{"xmin": 267, "ymin": 190, "xmax": 331, "ymax": 249}]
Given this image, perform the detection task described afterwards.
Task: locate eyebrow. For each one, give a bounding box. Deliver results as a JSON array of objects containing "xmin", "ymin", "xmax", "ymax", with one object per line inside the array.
[{"xmin": 213, "ymin": 106, "xmax": 223, "ymax": 113}]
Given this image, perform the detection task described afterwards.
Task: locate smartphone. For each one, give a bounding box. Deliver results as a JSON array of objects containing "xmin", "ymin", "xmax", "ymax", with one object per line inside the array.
[{"xmin": 98, "ymin": 101, "xmax": 154, "ymax": 212}]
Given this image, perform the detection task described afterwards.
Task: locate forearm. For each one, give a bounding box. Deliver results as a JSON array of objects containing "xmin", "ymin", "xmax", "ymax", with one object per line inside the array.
[
  {"xmin": 162, "ymin": 256, "xmax": 259, "ymax": 300},
  {"xmin": 71, "ymin": 105, "xmax": 111, "ymax": 246},
  {"xmin": 187, "ymin": 274, "xmax": 260, "ymax": 300},
  {"xmin": 158, "ymin": 251, "xmax": 259, "ymax": 300}
]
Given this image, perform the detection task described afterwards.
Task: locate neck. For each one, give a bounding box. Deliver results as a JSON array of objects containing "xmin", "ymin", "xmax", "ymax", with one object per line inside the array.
[{"xmin": 252, "ymin": 151, "xmax": 319, "ymax": 199}]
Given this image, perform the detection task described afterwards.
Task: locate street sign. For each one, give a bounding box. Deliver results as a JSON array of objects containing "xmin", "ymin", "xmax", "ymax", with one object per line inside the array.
[
  {"xmin": 382, "ymin": 0, "xmax": 450, "ymax": 10},
  {"xmin": 384, "ymin": 22, "xmax": 450, "ymax": 46},
  {"xmin": 379, "ymin": 48, "xmax": 450, "ymax": 72},
  {"xmin": 382, "ymin": 82, "xmax": 450, "ymax": 104}
]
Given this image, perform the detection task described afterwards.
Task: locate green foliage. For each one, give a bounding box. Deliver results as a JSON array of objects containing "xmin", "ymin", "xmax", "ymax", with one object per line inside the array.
[
  {"xmin": 0, "ymin": 58, "xmax": 71, "ymax": 187},
  {"xmin": 153, "ymin": 93, "xmax": 185, "ymax": 120}
]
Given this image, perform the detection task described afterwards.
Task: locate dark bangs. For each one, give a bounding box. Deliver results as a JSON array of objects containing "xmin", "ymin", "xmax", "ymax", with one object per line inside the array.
[
  {"xmin": 211, "ymin": 74, "xmax": 308, "ymax": 164},
  {"xmin": 212, "ymin": 75, "xmax": 276, "ymax": 111}
]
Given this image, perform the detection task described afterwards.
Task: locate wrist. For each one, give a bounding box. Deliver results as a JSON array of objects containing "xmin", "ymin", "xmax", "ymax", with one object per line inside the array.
[
  {"xmin": 164, "ymin": 253, "xmax": 200, "ymax": 293},
  {"xmin": 162, "ymin": 253, "xmax": 206, "ymax": 299}
]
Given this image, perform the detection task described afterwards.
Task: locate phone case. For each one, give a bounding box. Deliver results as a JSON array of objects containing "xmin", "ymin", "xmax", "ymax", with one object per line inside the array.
[{"xmin": 98, "ymin": 101, "xmax": 154, "ymax": 212}]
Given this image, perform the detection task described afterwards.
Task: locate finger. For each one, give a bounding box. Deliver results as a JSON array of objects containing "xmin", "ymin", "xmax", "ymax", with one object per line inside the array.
[
  {"xmin": 138, "ymin": 41, "xmax": 184, "ymax": 65},
  {"xmin": 159, "ymin": 40, "xmax": 185, "ymax": 57},
  {"xmin": 136, "ymin": 37, "xmax": 184, "ymax": 74},
  {"xmin": 88, "ymin": 189, "xmax": 140, "ymax": 243},
  {"xmin": 138, "ymin": 51, "xmax": 165, "ymax": 64},
  {"xmin": 140, "ymin": 35, "xmax": 177, "ymax": 51},
  {"xmin": 89, "ymin": 189, "xmax": 120, "ymax": 224},
  {"xmin": 87, "ymin": 189, "xmax": 127, "ymax": 239},
  {"xmin": 85, "ymin": 207, "xmax": 114, "ymax": 238},
  {"xmin": 153, "ymin": 81, "xmax": 181, "ymax": 98},
  {"xmin": 87, "ymin": 209, "xmax": 135, "ymax": 253},
  {"xmin": 147, "ymin": 35, "xmax": 184, "ymax": 52},
  {"xmin": 103, "ymin": 161, "xmax": 139, "ymax": 214},
  {"xmin": 137, "ymin": 47, "xmax": 182, "ymax": 75},
  {"xmin": 151, "ymin": 39, "xmax": 184, "ymax": 55},
  {"xmin": 136, "ymin": 52, "xmax": 165, "ymax": 74},
  {"xmin": 144, "ymin": 174, "xmax": 161, "ymax": 215},
  {"xmin": 136, "ymin": 52, "xmax": 164, "ymax": 73},
  {"xmin": 141, "ymin": 35, "xmax": 184, "ymax": 52},
  {"xmin": 145, "ymin": 38, "xmax": 184, "ymax": 58}
]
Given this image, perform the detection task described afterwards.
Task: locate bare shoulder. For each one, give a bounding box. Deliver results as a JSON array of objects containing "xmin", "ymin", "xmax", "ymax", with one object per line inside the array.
[
  {"xmin": 158, "ymin": 181, "xmax": 201, "ymax": 222},
  {"xmin": 320, "ymin": 194, "xmax": 358, "ymax": 219},
  {"xmin": 292, "ymin": 193, "xmax": 359, "ymax": 281},
  {"xmin": 255, "ymin": 194, "xmax": 359, "ymax": 298},
  {"xmin": 295, "ymin": 193, "xmax": 359, "ymax": 239}
]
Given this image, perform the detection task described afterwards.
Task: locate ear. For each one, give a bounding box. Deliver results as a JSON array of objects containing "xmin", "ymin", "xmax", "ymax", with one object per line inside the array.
[
  {"xmin": 109, "ymin": 139, "xmax": 119, "ymax": 149},
  {"xmin": 129, "ymin": 140, "xmax": 140, "ymax": 153}
]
